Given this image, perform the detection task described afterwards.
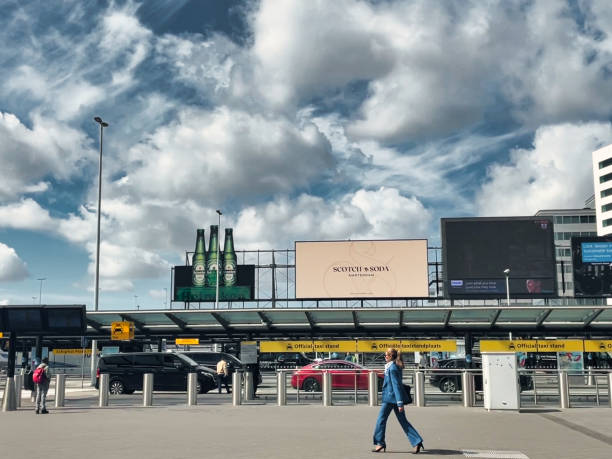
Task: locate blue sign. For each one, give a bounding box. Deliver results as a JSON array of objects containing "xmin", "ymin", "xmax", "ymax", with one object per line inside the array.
[{"xmin": 582, "ymin": 242, "xmax": 612, "ymax": 263}]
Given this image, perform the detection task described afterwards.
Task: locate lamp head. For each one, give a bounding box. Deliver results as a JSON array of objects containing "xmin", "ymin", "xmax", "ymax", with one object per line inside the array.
[
  {"xmin": 94, "ymin": 116, "xmax": 109, "ymax": 127},
  {"xmin": 216, "ymin": 209, "xmax": 222, "ymax": 216},
  {"xmin": 503, "ymin": 268, "xmax": 510, "ymax": 275}
]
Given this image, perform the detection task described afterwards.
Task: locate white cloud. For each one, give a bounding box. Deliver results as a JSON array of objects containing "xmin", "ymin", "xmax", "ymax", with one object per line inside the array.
[
  {"xmin": 0, "ymin": 243, "xmax": 29, "ymax": 282},
  {"xmin": 476, "ymin": 122, "xmax": 612, "ymax": 216},
  {"xmin": 0, "ymin": 299, "xmax": 9, "ymax": 305},
  {"xmin": 124, "ymin": 107, "xmax": 334, "ymax": 203},
  {"xmin": 0, "ymin": 199, "xmax": 55, "ymax": 231}
]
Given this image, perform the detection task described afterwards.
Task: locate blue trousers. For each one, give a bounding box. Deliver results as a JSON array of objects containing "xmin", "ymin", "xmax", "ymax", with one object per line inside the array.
[{"xmin": 373, "ymin": 402, "xmax": 423, "ymax": 448}]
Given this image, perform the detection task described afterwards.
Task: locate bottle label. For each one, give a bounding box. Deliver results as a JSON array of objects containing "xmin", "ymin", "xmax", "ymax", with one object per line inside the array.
[
  {"xmin": 193, "ymin": 264, "xmax": 205, "ymax": 286},
  {"xmin": 224, "ymin": 261, "xmax": 236, "ymax": 285}
]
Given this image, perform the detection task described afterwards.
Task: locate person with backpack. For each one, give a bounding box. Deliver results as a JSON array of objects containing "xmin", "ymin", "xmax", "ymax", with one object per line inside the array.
[
  {"xmin": 372, "ymin": 348, "xmax": 424, "ymax": 454},
  {"xmin": 33, "ymin": 357, "xmax": 51, "ymax": 414}
]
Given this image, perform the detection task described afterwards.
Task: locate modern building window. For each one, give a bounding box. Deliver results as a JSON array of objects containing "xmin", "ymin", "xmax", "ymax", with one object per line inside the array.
[
  {"xmin": 601, "ymin": 188, "xmax": 612, "ymax": 198},
  {"xmin": 600, "ymin": 172, "xmax": 612, "ymax": 184},
  {"xmin": 600, "ymin": 158, "xmax": 612, "ymax": 169},
  {"xmin": 562, "ymin": 216, "xmax": 580, "ymax": 224},
  {"xmin": 603, "ymin": 218, "xmax": 612, "ymax": 227},
  {"xmin": 603, "ymin": 204, "xmax": 612, "ymax": 213}
]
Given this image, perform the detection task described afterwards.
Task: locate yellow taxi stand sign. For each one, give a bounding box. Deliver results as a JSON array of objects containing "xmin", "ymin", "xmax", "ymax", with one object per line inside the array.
[
  {"xmin": 584, "ymin": 340, "xmax": 612, "ymax": 352},
  {"xmin": 259, "ymin": 340, "xmax": 457, "ymax": 353},
  {"xmin": 52, "ymin": 348, "xmax": 92, "ymax": 355},
  {"xmin": 111, "ymin": 321, "xmax": 135, "ymax": 341},
  {"xmin": 176, "ymin": 338, "xmax": 200, "ymax": 345},
  {"xmin": 480, "ymin": 339, "xmax": 585, "ymax": 353}
]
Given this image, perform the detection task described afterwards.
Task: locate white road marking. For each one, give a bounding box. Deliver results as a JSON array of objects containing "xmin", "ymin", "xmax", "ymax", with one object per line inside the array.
[{"xmin": 462, "ymin": 450, "xmax": 529, "ymax": 459}]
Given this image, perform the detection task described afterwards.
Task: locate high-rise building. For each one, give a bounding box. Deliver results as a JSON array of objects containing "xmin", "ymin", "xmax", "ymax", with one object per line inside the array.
[
  {"xmin": 535, "ymin": 198, "xmax": 596, "ymax": 296},
  {"xmin": 592, "ymin": 143, "xmax": 612, "ymax": 235}
]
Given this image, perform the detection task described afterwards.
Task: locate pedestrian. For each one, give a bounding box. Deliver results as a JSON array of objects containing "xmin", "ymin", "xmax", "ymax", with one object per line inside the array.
[
  {"xmin": 33, "ymin": 357, "xmax": 51, "ymax": 414},
  {"xmin": 216, "ymin": 357, "xmax": 231, "ymax": 394},
  {"xmin": 372, "ymin": 348, "xmax": 424, "ymax": 454}
]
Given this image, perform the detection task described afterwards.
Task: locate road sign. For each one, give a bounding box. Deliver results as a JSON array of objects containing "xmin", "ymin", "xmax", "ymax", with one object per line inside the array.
[
  {"xmin": 176, "ymin": 338, "xmax": 199, "ymax": 345},
  {"xmin": 52, "ymin": 348, "xmax": 92, "ymax": 355},
  {"xmin": 584, "ymin": 340, "xmax": 612, "ymax": 352},
  {"xmin": 111, "ymin": 321, "xmax": 134, "ymax": 341},
  {"xmin": 480, "ymin": 339, "xmax": 585, "ymax": 353},
  {"xmin": 357, "ymin": 340, "xmax": 457, "ymax": 353},
  {"xmin": 259, "ymin": 340, "xmax": 357, "ymax": 353}
]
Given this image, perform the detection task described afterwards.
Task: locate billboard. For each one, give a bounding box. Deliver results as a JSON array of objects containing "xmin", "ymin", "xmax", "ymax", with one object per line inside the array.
[
  {"xmin": 173, "ymin": 226, "xmax": 255, "ymax": 302},
  {"xmin": 442, "ymin": 217, "xmax": 556, "ymax": 298},
  {"xmin": 572, "ymin": 236, "xmax": 612, "ymax": 296},
  {"xmin": 295, "ymin": 240, "xmax": 429, "ymax": 299}
]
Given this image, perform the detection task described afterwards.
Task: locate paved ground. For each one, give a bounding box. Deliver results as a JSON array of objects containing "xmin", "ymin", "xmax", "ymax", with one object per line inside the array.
[{"xmin": 2, "ymin": 387, "xmax": 612, "ymax": 459}]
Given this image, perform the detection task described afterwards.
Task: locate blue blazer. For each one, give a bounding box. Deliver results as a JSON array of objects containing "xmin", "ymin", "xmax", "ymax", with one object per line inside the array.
[{"xmin": 381, "ymin": 362, "xmax": 404, "ymax": 406}]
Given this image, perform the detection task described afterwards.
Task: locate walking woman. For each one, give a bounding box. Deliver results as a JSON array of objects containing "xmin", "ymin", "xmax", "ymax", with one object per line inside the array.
[{"xmin": 372, "ymin": 348, "xmax": 424, "ymax": 454}]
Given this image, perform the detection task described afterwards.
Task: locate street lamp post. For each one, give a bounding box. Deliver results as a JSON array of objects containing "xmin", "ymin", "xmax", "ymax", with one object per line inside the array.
[
  {"xmin": 37, "ymin": 278, "xmax": 46, "ymax": 305},
  {"xmin": 91, "ymin": 116, "xmax": 108, "ymax": 386},
  {"xmin": 163, "ymin": 288, "xmax": 168, "ymax": 308},
  {"xmin": 504, "ymin": 268, "xmax": 512, "ymax": 340},
  {"xmin": 215, "ymin": 209, "xmax": 222, "ymax": 309}
]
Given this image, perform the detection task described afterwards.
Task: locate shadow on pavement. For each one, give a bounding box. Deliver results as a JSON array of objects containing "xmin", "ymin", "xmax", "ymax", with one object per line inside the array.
[{"xmin": 519, "ymin": 408, "xmax": 562, "ymax": 414}]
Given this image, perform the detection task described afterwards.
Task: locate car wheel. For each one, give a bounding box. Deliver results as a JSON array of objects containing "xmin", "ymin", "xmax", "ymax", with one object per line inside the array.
[
  {"xmin": 109, "ymin": 379, "xmax": 126, "ymax": 394},
  {"xmin": 302, "ymin": 377, "xmax": 321, "ymax": 392},
  {"xmin": 439, "ymin": 378, "xmax": 457, "ymax": 393}
]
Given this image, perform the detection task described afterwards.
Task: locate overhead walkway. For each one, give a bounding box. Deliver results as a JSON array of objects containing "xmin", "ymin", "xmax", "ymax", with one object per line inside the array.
[{"xmin": 84, "ymin": 305, "xmax": 612, "ymax": 340}]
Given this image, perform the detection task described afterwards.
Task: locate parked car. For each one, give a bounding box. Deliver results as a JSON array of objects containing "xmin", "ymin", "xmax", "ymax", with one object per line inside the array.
[
  {"xmin": 429, "ymin": 358, "xmax": 533, "ymax": 393},
  {"xmin": 175, "ymin": 351, "xmax": 262, "ymax": 387},
  {"xmin": 96, "ymin": 352, "xmax": 217, "ymax": 395},
  {"xmin": 291, "ymin": 359, "xmax": 384, "ymax": 391}
]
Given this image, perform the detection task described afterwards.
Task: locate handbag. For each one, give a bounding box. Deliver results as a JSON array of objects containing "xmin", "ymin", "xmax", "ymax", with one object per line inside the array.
[{"xmin": 402, "ymin": 384, "xmax": 413, "ymax": 405}]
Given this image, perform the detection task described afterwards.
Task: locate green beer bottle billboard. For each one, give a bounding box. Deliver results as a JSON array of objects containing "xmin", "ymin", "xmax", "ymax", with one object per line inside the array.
[
  {"xmin": 222, "ymin": 228, "xmax": 237, "ymax": 286},
  {"xmin": 192, "ymin": 229, "xmax": 206, "ymax": 287},
  {"xmin": 206, "ymin": 225, "xmax": 220, "ymax": 286}
]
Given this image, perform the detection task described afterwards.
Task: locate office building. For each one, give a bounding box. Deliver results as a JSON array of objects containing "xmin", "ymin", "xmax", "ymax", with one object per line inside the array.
[{"xmin": 592, "ymin": 143, "xmax": 612, "ymax": 235}]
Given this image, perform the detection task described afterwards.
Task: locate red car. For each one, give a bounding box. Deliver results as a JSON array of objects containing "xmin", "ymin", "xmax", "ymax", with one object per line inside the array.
[{"xmin": 291, "ymin": 359, "xmax": 384, "ymax": 391}]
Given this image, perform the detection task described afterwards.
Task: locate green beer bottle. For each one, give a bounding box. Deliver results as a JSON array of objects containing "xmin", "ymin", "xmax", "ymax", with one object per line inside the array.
[
  {"xmin": 206, "ymin": 225, "xmax": 220, "ymax": 287},
  {"xmin": 192, "ymin": 229, "xmax": 206, "ymax": 287},
  {"xmin": 222, "ymin": 228, "xmax": 237, "ymax": 286}
]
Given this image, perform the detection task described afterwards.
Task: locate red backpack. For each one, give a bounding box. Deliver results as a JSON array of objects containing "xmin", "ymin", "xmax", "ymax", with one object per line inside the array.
[{"xmin": 32, "ymin": 367, "xmax": 46, "ymax": 384}]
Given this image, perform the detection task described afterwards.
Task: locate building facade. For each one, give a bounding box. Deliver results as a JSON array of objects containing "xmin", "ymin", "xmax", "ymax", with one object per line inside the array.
[
  {"xmin": 592, "ymin": 143, "xmax": 612, "ymax": 236},
  {"xmin": 535, "ymin": 201, "xmax": 596, "ymax": 297}
]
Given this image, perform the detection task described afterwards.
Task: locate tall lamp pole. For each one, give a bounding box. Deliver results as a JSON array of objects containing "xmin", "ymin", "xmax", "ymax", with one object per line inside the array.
[
  {"xmin": 37, "ymin": 278, "xmax": 46, "ymax": 305},
  {"xmin": 91, "ymin": 116, "xmax": 108, "ymax": 386},
  {"xmin": 504, "ymin": 268, "xmax": 512, "ymax": 340},
  {"xmin": 215, "ymin": 209, "xmax": 222, "ymax": 309}
]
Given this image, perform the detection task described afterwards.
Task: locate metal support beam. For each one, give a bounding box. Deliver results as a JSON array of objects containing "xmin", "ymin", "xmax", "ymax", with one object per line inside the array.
[
  {"xmin": 304, "ymin": 311, "xmax": 316, "ymax": 330},
  {"xmin": 584, "ymin": 308, "xmax": 604, "ymax": 327},
  {"xmin": 210, "ymin": 312, "xmax": 232, "ymax": 333},
  {"xmin": 443, "ymin": 310, "xmax": 452, "ymax": 328},
  {"xmin": 120, "ymin": 314, "xmax": 146, "ymax": 332},
  {"xmin": 489, "ymin": 309, "xmax": 502, "ymax": 329},
  {"xmin": 164, "ymin": 313, "xmax": 189, "ymax": 331},
  {"xmin": 536, "ymin": 309, "xmax": 553, "ymax": 327},
  {"xmin": 352, "ymin": 311, "xmax": 360, "ymax": 329},
  {"xmin": 86, "ymin": 318, "xmax": 104, "ymax": 333},
  {"xmin": 257, "ymin": 311, "xmax": 273, "ymax": 331}
]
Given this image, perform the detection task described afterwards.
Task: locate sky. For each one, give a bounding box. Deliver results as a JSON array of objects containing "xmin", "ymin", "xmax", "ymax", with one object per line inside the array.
[{"xmin": 1, "ymin": 0, "xmax": 612, "ymax": 310}]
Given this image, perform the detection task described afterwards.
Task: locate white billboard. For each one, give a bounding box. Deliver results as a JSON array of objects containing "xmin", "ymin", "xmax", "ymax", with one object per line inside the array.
[{"xmin": 295, "ymin": 240, "xmax": 429, "ymax": 299}]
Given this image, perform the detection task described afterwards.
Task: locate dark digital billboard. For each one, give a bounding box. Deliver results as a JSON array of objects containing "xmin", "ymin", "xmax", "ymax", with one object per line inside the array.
[
  {"xmin": 572, "ymin": 236, "xmax": 612, "ymax": 296},
  {"xmin": 173, "ymin": 264, "xmax": 255, "ymax": 301},
  {"xmin": 442, "ymin": 217, "xmax": 556, "ymax": 298}
]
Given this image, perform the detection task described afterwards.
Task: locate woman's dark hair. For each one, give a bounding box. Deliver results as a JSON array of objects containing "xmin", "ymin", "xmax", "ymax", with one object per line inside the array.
[{"xmin": 387, "ymin": 348, "xmax": 404, "ymax": 369}]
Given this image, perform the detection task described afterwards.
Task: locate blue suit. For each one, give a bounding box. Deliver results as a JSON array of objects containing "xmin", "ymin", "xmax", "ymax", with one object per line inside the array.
[{"xmin": 373, "ymin": 362, "xmax": 423, "ymax": 448}]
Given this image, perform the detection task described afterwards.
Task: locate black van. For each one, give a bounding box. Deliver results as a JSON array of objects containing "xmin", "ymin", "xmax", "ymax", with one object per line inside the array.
[
  {"xmin": 96, "ymin": 352, "xmax": 216, "ymax": 394},
  {"xmin": 176, "ymin": 351, "xmax": 262, "ymax": 387}
]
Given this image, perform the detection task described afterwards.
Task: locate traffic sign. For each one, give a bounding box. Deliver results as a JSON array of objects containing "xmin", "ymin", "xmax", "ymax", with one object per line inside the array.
[
  {"xmin": 176, "ymin": 338, "xmax": 199, "ymax": 345},
  {"xmin": 52, "ymin": 348, "xmax": 92, "ymax": 355},
  {"xmin": 584, "ymin": 340, "xmax": 612, "ymax": 352},
  {"xmin": 111, "ymin": 321, "xmax": 134, "ymax": 341}
]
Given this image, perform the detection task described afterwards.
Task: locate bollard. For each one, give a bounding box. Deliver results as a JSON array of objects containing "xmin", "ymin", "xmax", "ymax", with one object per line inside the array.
[
  {"xmin": 244, "ymin": 371, "xmax": 254, "ymax": 401},
  {"xmin": 587, "ymin": 366, "xmax": 594, "ymax": 386},
  {"xmin": 98, "ymin": 373, "xmax": 109, "ymax": 407},
  {"xmin": 415, "ymin": 371, "xmax": 425, "ymax": 407},
  {"xmin": 232, "ymin": 371, "xmax": 242, "ymax": 406},
  {"xmin": 608, "ymin": 373, "xmax": 612, "ymax": 409},
  {"xmin": 143, "ymin": 373, "xmax": 154, "ymax": 407},
  {"xmin": 277, "ymin": 371, "xmax": 287, "ymax": 406},
  {"xmin": 55, "ymin": 374, "xmax": 66, "ymax": 407},
  {"xmin": 14, "ymin": 374, "xmax": 23, "ymax": 408},
  {"xmin": 2, "ymin": 378, "xmax": 16, "ymax": 412},
  {"xmin": 368, "ymin": 371, "xmax": 379, "ymax": 407},
  {"xmin": 322, "ymin": 371, "xmax": 332, "ymax": 406},
  {"xmin": 559, "ymin": 371, "xmax": 570, "ymax": 409},
  {"xmin": 462, "ymin": 371, "xmax": 474, "ymax": 407},
  {"xmin": 187, "ymin": 373, "xmax": 198, "ymax": 406}
]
